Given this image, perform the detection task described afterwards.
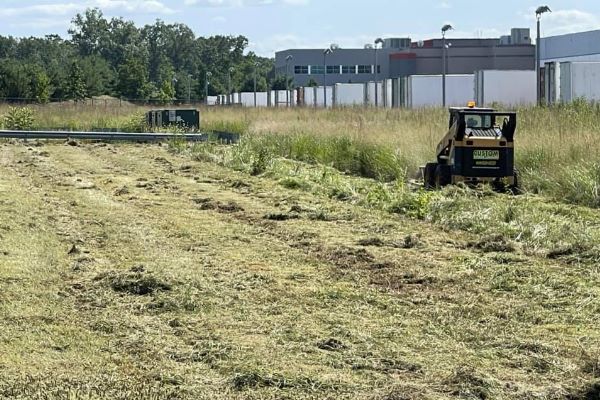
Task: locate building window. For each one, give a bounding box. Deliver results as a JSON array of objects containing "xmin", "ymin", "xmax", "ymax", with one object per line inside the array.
[
  {"xmin": 327, "ymin": 65, "xmax": 340, "ymax": 74},
  {"xmin": 358, "ymin": 65, "xmax": 372, "ymax": 74},
  {"xmin": 342, "ymin": 65, "xmax": 356, "ymax": 74},
  {"xmin": 294, "ymin": 65, "xmax": 309, "ymax": 74},
  {"xmin": 377, "ymin": 65, "xmax": 381, "ymax": 74},
  {"xmin": 310, "ymin": 65, "xmax": 324, "ymax": 75}
]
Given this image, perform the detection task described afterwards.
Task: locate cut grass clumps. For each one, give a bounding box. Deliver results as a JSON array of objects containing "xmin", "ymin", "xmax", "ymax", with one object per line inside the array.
[
  {"xmin": 444, "ymin": 367, "xmax": 498, "ymax": 399},
  {"xmin": 279, "ymin": 177, "xmax": 311, "ymax": 191},
  {"xmin": 95, "ymin": 266, "xmax": 172, "ymax": 296},
  {"xmin": 230, "ymin": 370, "xmax": 332, "ymax": 392}
]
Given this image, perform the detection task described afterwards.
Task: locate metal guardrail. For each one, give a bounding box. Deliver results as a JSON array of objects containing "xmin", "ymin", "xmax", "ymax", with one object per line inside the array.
[{"xmin": 0, "ymin": 130, "xmax": 240, "ymax": 143}]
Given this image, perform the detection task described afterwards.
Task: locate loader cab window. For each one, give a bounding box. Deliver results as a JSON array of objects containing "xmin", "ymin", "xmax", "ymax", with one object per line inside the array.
[{"xmin": 464, "ymin": 114, "xmax": 492, "ymax": 129}]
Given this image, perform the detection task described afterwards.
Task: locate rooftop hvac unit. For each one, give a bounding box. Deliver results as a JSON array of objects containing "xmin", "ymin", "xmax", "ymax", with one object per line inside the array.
[
  {"xmin": 500, "ymin": 35, "xmax": 512, "ymax": 46},
  {"xmin": 384, "ymin": 38, "xmax": 411, "ymax": 49},
  {"xmin": 511, "ymin": 28, "xmax": 531, "ymax": 45}
]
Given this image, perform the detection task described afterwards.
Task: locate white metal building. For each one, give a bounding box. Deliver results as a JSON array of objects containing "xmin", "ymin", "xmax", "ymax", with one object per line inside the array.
[{"xmin": 539, "ymin": 30, "xmax": 600, "ymax": 65}]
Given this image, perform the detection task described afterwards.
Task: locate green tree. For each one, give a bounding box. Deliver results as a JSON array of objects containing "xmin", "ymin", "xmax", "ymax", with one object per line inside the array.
[
  {"xmin": 67, "ymin": 61, "xmax": 87, "ymax": 101},
  {"xmin": 117, "ymin": 56, "xmax": 150, "ymax": 100},
  {"xmin": 271, "ymin": 75, "xmax": 293, "ymax": 90},
  {"xmin": 80, "ymin": 55, "xmax": 116, "ymax": 96},
  {"xmin": 32, "ymin": 70, "xmax": 52, "ymax": 103},
  {"xmin": 156, "ymin": 79, "xmax": 175, "ymax": 104},
  {"xmin": 69, "ymin": 8, "xmax": 109, "ymax": 57}
]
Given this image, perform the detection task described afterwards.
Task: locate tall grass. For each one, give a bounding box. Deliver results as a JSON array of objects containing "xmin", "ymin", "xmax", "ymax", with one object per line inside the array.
[
  {"xmin": 3, "ymin": 102, "xmax": 600, "ymax": 206},
  {"xmin": 196, "ymin": 104, "xmax": 600, "ymax": 207}
]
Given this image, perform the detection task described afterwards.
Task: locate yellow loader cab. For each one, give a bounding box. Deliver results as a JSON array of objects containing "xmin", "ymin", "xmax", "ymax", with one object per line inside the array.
[{"xmin": 424, "ymin": 105, "xmax": 518, "ymax": 190}]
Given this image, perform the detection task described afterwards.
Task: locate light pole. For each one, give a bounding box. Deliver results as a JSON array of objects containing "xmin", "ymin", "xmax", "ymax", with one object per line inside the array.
[
  {"xmin": 323, "ymin": 44, "xmax": 337, "ymax": 108},
  {"xmin": 205, "ymin": 71, "xmax": 212, "ymax": 106},
  {"xmin": 171, "ymin": 75, "xmax": 178, "ymax": 104},
  {"xmin": 285, "ymin": 55, "xmax": 293, "ymax": 107},
  {"xmin": 441, "ymin": 24, "xmax": 453, "ymax": 108},
  {"xmin": 536, "ymin": 5, "xmax": 551, "ymax": 106},
  {"xmin": 374, "ymin": 38, "xmax": 384, "ymax": 107},
  {"xmin": 228, "ymin": 67, "xmax": 234, "ymax": 105},
  {"xmin": 187, "ymin": 74, "xmax": 192, "ymax": 104},
  {"xmin": 253, "ymin": 61, "xmax": 259, "ymax": 107}
]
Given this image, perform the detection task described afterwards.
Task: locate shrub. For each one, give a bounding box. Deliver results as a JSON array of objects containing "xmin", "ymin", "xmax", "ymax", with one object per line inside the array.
[{"xmin": 3, "ymin": 107, "xmax": 35, "ymax": 130}]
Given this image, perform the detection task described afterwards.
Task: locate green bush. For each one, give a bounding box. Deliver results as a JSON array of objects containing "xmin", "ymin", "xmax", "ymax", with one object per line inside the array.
[
  {"xmin": 121, "ymin": 113, "xmax": 146, "ymax": 133},
  {"xmin": 3, "ymin": 107, "xmax": 35, "ymax": 130}
]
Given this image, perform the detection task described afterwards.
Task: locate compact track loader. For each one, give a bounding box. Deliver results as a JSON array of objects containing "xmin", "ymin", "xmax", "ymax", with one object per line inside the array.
[{"xmin": 423, "ymin": 104, "xmax": 518, "ymax": 191}]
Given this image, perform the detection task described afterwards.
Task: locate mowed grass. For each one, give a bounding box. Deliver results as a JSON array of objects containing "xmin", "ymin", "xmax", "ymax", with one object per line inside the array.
[
  {"xmin": 0, "ymin": 140, "xmax": 598, "ymax": 400},
  {"xmin": 0, "ymin": 105, "xmax": 600, "ymax": 398}
]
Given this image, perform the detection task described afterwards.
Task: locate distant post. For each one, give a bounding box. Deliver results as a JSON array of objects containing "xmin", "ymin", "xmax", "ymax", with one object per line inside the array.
[
  {"xmin": 286, "ymin": 55, "xmax": 293, "ymax": 107},
  {"xmin": 205, "ymin": 71, "xmax": 212, "ymax": 106},
  {"xmin": 253, "ymin": 62, "xmax": 259, "ymax": 107},
  {"xmin": 374, "ymin": 38, "xmax": 384, "ymax": 107}
]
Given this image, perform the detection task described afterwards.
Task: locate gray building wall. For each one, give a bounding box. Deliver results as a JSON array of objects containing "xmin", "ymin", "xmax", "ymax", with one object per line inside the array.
[
  {"xmin": 275, "ymin": 32, "xmax": 535, "ymax": 87},
  {"xmin": 407, "ymin": 42, "xmax": 534, "ymax": 74},
  {"xmin": 540, "ymin": 30, "xmax": 600, "ymax": 65},
  {"xmin": 275, "ymin": 48, "xmax": 398, "ymax": 87}
]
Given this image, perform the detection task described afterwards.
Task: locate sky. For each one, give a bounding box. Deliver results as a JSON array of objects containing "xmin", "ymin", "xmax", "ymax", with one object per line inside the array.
[{"xmin": 1, "ymin": 0, "xmax": 600, "ymax": 56}]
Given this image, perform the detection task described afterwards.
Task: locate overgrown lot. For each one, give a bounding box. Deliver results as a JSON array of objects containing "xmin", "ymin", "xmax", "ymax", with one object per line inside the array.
[{"xmin": 0, "ymin": 105, "xmax": 599, "ymax": 399}]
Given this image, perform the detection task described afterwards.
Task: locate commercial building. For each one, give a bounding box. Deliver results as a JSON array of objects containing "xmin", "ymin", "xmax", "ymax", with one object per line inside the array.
[
  {"xmin": 539, "ymin": 30, "xmax": 600, "ymax": 102},
  {"xmin": 539, "ymin": 29, "xmax": 600, "ymax": 65},
  {"xmin": 275, "ymin": 28, "xmax": 534, "ymax": 87}
]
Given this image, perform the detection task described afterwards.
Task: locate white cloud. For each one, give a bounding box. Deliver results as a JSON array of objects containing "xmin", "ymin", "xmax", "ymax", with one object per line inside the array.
[
  {"xmin": 520, "ymin": 8, "xmax": 600, "ymax": 36},
  {"xmin": 248, "ymin": 27, "xmax": 512, "ymax": 57},
  {"xmin": 93, "ymin": 0, "xmax": 175, "ymax": 14},
  {"xmin": 0, "ymin": 0, "xmax": 174, "ymax": 18},
  {"xmin": 438, "ymin": 1, "xmax": 451, "ymax": 9},
  {"xmin": 212, "ymin": 15, "xmax": 227, "ymax": 23},
  {"xmin": 184, "ymin": 0, "xmax": 308, "ymax": 7},
  {"xmin": 0, "ymin": 3, "xmax": 81, "ymax": 17}
]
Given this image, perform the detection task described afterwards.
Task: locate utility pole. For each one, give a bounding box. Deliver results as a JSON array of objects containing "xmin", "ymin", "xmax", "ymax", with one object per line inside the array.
[
  {"xmin": 323, "ymin": 45, "xmax": 336, "ymax": 108},
  {"xmin": 228, "ymin": 67, "xmax": 234, "ymax": 105},
  {"xmin": 187, "ymin": 74, "xmax": 192, "ymax": 104},
  {"xmin": 536, "ymin": 6, "xmax": 551, "ymax": 106},
  {"xmin": 172, "ymin": 75, "xmax": 178, "ymax": 104},
  {"xmin": 254, "ymin": 62, "xmax": 259, "ymax": 107},
  {"xmin": 441, "ymin": 24, "xmax": 453, "ymax": 108}
]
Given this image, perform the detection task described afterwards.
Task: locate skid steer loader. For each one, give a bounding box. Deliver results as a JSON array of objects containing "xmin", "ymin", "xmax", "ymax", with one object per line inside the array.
[{"xmin": 423, "ymin": 103, "xmax": 518, "ymax": 191}]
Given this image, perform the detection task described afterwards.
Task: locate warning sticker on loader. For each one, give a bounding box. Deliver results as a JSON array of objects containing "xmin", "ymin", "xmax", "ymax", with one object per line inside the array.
[{"xmin": 473, "ymin": 150, "xmax": 500, "ymax": 160}]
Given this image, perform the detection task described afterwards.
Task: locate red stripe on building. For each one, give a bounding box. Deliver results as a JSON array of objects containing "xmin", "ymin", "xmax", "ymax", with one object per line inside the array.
[{"xmin": 390, "ymin": 53, "xmax": 417, "ymax": 60}]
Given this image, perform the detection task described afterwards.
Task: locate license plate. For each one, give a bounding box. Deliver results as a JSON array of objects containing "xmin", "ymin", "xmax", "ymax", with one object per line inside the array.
[{"xmin": 473, "ymin": 150, "xmax": 500, "ymax": 160}]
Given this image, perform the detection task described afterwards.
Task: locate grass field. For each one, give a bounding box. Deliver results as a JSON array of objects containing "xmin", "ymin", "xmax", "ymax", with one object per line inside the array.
[{"xmin": 0, "ymin": 105, "xmax": 599, "ymax": 399}]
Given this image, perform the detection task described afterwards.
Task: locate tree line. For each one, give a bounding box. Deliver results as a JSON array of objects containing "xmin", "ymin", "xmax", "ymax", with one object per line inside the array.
[{"xmin": 0, "ymin": 8, "xmax": 287, "ymax": 103}]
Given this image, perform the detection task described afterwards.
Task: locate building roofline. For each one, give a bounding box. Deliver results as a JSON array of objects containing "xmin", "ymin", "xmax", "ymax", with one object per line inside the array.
[{"xmin": 542, "ymin": 28, "xmax": 600, "ymax": 40}]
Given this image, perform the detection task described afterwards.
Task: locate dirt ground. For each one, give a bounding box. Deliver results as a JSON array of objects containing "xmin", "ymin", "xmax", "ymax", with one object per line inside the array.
[{"xmin": 0, "ymin": 141, "xmax": 598, "ymax": 399}]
